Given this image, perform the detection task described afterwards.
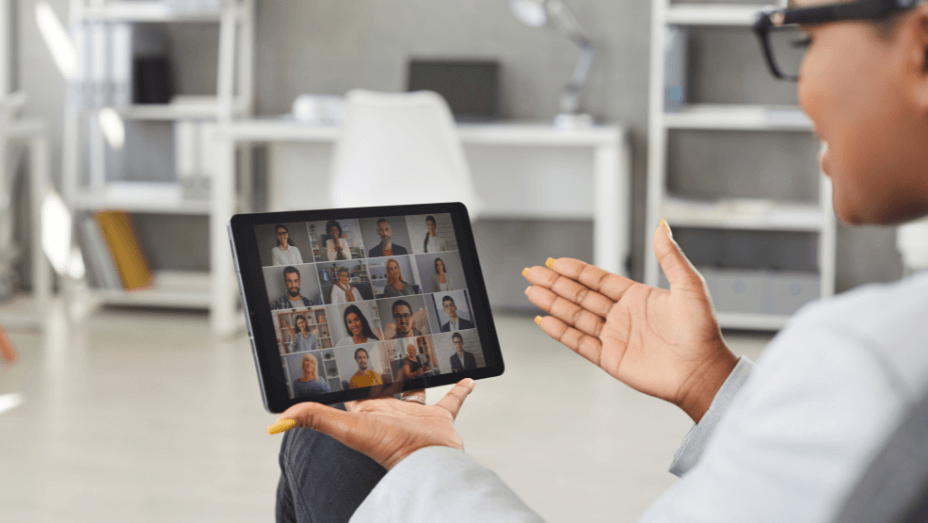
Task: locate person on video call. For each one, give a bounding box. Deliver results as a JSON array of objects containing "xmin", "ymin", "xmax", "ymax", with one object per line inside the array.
[
  {"xmin": 440, "ymin": 296, "xmax": 473, "ymax": 333},
  {"xmin": 400, "ymin": 344, "xmax": 427, "ymax": 380},
  {"xmin": 271, "ymin": 224, "xmax": 303, "ymax": 266},
  {"xmin": 271, "ymin": 2, "xmax": 928, "ymax": 522},
  {"xmin": 348, "ymin": 347, "xmax": 383, "ymax": 390},
  {"xmin": 272, "ymin": 266, "xmax": 314, "ymax": 310},
  {"xmin": 324, "ymin": 220, "xmax": 351, "ymax": 261},
  {"xmin": 390, "ymin": 300, "xmax": 422, "ymax": 339},
  {"xmin": 368, "ymin": 218, "xmax": 408, "ymax": 257},
  {"xmin": 382, "ymin": 258, "xmax": 416, "ymax": 297},
  {"xmin": 422, "ymin": 215, "xmax": 448, "ymax": 253},
  {"xmin": 432, "ymin": 257, "xmax": 454, "ymax": 292},
  {"xmin": 285, "ymin": 314, "xmax": 318, "ymax": 354},
  {"xmin": 291, "ymin": 354, "xmax": 330, "ymax": 397},
  {"xmin": 449, "ymin": 332, "xmax": 476, "ymax": 373},
  {"xmin": 330, "ymin": 267, "xmax": 359, "ymax": 306},
  {"xmin": 336, "ymin": 305, "xmax": 380, "ymax": 347}
]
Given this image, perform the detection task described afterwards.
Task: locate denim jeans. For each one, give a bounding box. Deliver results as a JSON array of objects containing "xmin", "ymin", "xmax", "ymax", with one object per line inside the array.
[{"xmin": 276, "ymin": 423, "xmax": 387, "ymax": 522}]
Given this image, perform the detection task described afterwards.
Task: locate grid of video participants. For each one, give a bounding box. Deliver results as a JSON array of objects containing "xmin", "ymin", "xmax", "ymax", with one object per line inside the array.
[{"xmin": 255, "ymin": 214, "xmax": 488, "ymax": 399}]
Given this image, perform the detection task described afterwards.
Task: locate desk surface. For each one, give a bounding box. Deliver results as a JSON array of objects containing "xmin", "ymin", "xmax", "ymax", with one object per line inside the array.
[{"xmin": 216, "ymin": 117, "xmax": 624, "ymax": 147}]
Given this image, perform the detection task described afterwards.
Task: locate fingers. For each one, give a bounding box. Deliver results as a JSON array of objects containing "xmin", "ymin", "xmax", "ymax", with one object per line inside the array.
[
  {"xmin": 525, "ymin": 258, "xmax": 634, "ymax": 304},
  {"xmin": 652, "ymin": 220, "xmax": 704, "ymax": 294},
  {"xmin": 435, "ymin": 379, "xmax": 476, "ymax": 420},
  {"xmin": 274, "ymin": 401, "xmax": 363, "ymax": 443},
  {"xmin": 535, "ymin": 315, "xmax": 604, "ymax": 365},
  {"xmin": 524, "ymin": 285, "xmax": 606, "ymax": 339}
]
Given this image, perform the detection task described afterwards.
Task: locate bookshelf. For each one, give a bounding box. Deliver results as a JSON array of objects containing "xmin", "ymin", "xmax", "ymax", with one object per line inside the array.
[
  {"xmin": 60, "ymin": 0, "xmax": 255, "ymax": 333},
  {"xmin": 646, "ymin": 0, "xmax": 837, "ymax": 330}
]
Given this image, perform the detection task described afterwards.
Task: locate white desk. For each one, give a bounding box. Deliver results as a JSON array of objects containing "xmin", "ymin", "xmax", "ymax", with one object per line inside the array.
[
  {"xmin": 211, "ymin": 119, "xmax": 631, "ymax": 337},
  {"xmin": 0, "ymin": 118, "xmax": 52, "ymax": 329}
]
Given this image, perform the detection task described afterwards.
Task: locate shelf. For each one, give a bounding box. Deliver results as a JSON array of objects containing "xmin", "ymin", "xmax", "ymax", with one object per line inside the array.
[
  {"xmin": 89, "ymin": 270, "xmax": 212, "ymax": 308},
  {"xmin": 663, "ymin": 104, "xmax": 814, "ymax": 131},
  {"xmin": 72, "ymin": 183, "xmax": 211, "ymax": 215},
  {"xmin": 666, "ymin": 4, "xmax": 763, "ymax": 26},
  {"xmin": 79, "ymin": 2, "xmax": 241, "ymax": 22},
  {"xmin": 716, "ymin": 311, "xmax": 791, "ymax": 330},
  {"xmin": 662, "ymin": 196, "xmax": 824, "ymax": 231},
  {"xmin": 118, "ymin": 97, "xmax": 249, "ymax": 120}
]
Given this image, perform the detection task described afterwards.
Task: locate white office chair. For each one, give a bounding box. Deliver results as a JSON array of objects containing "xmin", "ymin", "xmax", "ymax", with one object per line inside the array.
[
  {"xmin": 897, "ymin": 217, "xmax": 928, "ymax": 276},
  {"xmin": 328, "ymin": 89, "xmax": 483, "ymax": 217}
]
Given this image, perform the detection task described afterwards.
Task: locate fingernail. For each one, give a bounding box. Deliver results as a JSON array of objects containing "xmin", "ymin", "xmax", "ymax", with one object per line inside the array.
[
  {"xmin": 534, "ymin": 316, "xmax": 542, "ymax": 325},
  {"xmin": 660, "ymin": 218, "xmax": 673, "ymax": 239},
  {"xmin": 267, "ymin": 419, "xmax": 296, "ymax": 435},
  {"xmin": 545, "ymin": 258, "xmax": 556, "ymax": 268},
  {"xmin": 522, "ymin": 267, "xmax": 530, "ymax": 278}
]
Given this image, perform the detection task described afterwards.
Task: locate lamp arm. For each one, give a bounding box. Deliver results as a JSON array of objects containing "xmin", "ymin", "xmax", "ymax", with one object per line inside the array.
[{"xmin": 547, "ymin": 0, "xmax": 596, "ymax": 114}]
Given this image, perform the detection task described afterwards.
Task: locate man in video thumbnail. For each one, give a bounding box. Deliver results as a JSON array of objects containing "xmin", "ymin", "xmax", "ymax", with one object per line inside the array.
[
  {"xmin": 273, "ymin": 266, "xmax": 314, "ymax": 310},
  {"xmin": 368, "ymin": 218, "xmax": 408, "ymax": 257},
  {"xmin": 348, "ymin": 347, "xmax": 383, "ymax": 389},
  {"xmin": 440, "ymin": 296, "xmax": 474, "ymax": 332},
  {"xmin": 391, "ymin": 300, "xmax": 422, "ymax": 339},
  {"xmin": 449, "ymin": 332, "xmax": 476, "ymax": 372}
]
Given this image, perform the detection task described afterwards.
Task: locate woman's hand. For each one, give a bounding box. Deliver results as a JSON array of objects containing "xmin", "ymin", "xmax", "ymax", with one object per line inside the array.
[
  {"xmin": 523, "ymin": 221, "xmax": 737, "ymax": 423},
  {"xmin": 284, "ymin": 321, "xmax": 295, "ymax": 337},
  {"xmin": 270, "ymin": 380, "xmax": 476, "ymax": 470}
]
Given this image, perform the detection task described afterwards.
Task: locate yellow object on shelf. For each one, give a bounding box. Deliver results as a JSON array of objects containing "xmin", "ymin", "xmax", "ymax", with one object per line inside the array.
[{"xmin": 94, "ymin": 211, "xmax": 154, "ymax": 291}]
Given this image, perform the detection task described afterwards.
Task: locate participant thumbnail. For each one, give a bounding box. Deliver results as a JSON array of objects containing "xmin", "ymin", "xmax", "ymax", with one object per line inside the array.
[
  {"xmin": 263, "ymin": 263, "xmax": 323, "ymax": 310},
  {"xmin": 368, "ymin": 255, "xmax": 423, "ymax": 298},
  {"xmin": 387, "ymin": 335, "xmax": 439, "ymax": 381},
  {"xmin": 358, "ymin": 216, "xmax": 413, "ymax": 258},
  {"xmin": 308, "ymin": 219, "xmax": 365, "ymax": 262},
  {"xmin": 376, "ymin": 294, "xmax": 431, "ymax": 340},
  {"xmin": 282, "ymin": 348, "xmax": 341, "ymax": 398},
  {"xmin": 318, "ymin": 260, "xmax": 375, "ymax": 304},
  {"xmin": 406, "ymin": 213, "xmax": 457, "ymax": 254},
  {"xmin": 273, "ymin": 306, "xmax": 334, "ymax": 354},
  {"xmin": 333, "ymin": 342, "xmax": 394, "ymax": 390},
  {"xmin": 255, "ymin": 222, "xmax": 312, "ymax": 267},
  {"xmin": 330, "ymin": 302, "xmax": 384, "ymax": 347},
  {"xmin": 415, "ymin": 251, "xmax": 465, "ymax": 294},
  {"xmin": 425, "ymin": 289, "xmax": 475, "ymax": 334},
  {"xmin": 432, "ymin": 330, "xmax": 485, "ymax": 374}
]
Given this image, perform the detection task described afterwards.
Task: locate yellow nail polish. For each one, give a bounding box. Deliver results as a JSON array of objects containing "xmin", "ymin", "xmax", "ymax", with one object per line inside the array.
[
  {"xmin": 545, "ymin": 258, "xmax": 556, "ymax": 268},
  {"xmin": 534, "ymin": 316, "xmax": 542, "ymax": 325},
  {"xmin": 267, "ymin": 419, "xmax": 296, "ymax": 435},
  {"xmin": 660, "ymin": 218, "xmax": 673, "ymax": 239},
  {"xmin": 522, "ymin": 267, "xmax": 530, "ymax": 278}
]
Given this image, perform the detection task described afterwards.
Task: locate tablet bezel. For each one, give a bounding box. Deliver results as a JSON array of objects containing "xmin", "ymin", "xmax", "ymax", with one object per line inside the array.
[{"xmin": 229, "ymin": 202, "xmax": 505, "ymax": 413}]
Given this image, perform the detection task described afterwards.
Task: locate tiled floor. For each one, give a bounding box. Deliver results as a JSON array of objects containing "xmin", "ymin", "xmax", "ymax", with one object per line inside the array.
[{"xmin": 0, "ymin": 302, "xmax": 770, "ymax": 523}]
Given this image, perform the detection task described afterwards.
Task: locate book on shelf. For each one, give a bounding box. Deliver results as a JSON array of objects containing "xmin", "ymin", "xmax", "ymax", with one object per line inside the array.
[
  {"xmin": 664, "ymin": 25, "xmax": 688, "ymax": 113},
  {"xmin": 69, "ymin": 22, "xmax": 133, "ymax": 110},
  {"xmin": 79, "ymin": 216, "xmax": 123, "ymax": 290},
  {"xmin": 94, "ymin": 211, "xmax": 154, "ymax": 291}
]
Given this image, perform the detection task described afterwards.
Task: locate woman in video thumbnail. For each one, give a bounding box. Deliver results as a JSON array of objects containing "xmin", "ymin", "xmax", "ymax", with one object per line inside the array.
[
  {"xmin": 286, "ymin": 315, "xmax": 318, "ymax": 353},
  {"xmin": 292, "ymin": 354, "xmax": 330, "ymax": 397},
  {"xmin": 330, "ymin": 267, "xmax": 358, "ymax": 305},
  {"xmin": 432, "ymin": 257, "xmax": 454, "ymax": 292},
  {"xmin": 383, "ymin": 258, "xmax": 415, "ymax": 297},
  {"xmin": 272, "ymin": 224, "xmax": 303, "ymax": 266},
  {"xmin": 336, "ymin": 305, "xmax": 381, "ymax": 347},
  {"xmin": 422, "ymin": 215, "xmax": 448, "ymax": 253},
  {"xmin": 325, "ymin": 220, "xmax": 351, "ymax": 261}
]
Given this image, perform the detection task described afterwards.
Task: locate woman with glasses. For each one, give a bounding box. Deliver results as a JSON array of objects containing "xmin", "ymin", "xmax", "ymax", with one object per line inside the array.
[
  {"xmin": 271, "ymin": 224, "xmax": 303, "ymax": 266},
  {"xmin": 272, "ymin": 1, "xmax": 928, "ymax": 521}
]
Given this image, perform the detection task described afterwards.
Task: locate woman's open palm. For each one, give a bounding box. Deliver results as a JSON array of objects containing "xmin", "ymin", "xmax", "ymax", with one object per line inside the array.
[{"xmin": 524, "ymin": 222, "xmax": 737, "ymax": 422}]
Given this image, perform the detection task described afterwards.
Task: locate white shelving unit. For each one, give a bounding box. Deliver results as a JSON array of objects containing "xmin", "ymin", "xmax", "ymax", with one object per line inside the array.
[
  {"xmin": 647, "ymin": 1, "xmax": 836, "ymax": 330},
  {"xmin": 61, "ymin": 0, "xmax": 255, "ymax": 333}
]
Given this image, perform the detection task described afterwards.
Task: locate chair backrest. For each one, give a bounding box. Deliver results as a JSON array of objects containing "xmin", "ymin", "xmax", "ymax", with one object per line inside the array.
[{"xmin": 328, "ymin": 90, "xmax": 482, "ymax": 215}]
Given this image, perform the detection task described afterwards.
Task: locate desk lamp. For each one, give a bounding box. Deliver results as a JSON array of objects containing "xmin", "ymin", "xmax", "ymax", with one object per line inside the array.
[{"xmin": 510, "ymin": 0, "xmax": 596, "ymax": 128}]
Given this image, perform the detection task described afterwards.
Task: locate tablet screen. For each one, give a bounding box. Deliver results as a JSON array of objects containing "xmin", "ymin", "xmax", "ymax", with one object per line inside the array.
[{"xmin": 252, "ymin": 213, "xmax": 490, "ymax": 401}]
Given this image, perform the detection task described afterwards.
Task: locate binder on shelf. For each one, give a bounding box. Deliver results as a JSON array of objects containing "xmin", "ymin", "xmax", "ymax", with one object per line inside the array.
[
  {"xmin": 110, "ymin": 23, "xmax": 133, "ymax": 108},
  {"xmin": 94, "ymin": 211, "xmax": 154, "ymax": 291},
  {"xmin": 664, "ymin": 25, "xmax": 688, "ymax": 113},
  {"xmin": 79, "ymin": 216, "xmax": 123, "ymax": 290}
]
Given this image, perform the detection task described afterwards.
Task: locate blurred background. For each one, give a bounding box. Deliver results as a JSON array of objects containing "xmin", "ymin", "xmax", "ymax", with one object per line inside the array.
[{"xmin": 1, "ymin": 0, "xmax": 926, "ymax": 521}]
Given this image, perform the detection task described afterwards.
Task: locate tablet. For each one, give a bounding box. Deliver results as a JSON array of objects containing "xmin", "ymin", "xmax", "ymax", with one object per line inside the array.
[{"xmin": 228, "ymin": 203, "xmax": 504, "ymax": 413}]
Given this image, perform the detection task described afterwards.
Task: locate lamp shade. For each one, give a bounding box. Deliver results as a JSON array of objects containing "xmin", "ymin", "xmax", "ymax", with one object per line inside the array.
[{"xmin": 510, "ymin": 0, "xmax": 548, "ymax": 27}]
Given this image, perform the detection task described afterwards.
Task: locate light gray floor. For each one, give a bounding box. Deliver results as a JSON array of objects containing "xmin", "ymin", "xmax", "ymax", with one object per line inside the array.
[{"xmin": 0, "ymin": 302, "xmax": 770, "ymax": 523}]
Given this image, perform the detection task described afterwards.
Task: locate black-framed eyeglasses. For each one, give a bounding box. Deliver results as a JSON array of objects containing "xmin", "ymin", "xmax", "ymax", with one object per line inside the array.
[{"xmin": 752, "ymin": 0, "xmax": 921, "ymax": 81}]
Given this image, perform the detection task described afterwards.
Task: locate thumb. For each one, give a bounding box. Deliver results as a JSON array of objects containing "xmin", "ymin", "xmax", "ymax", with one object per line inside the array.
[{"xmin": 652, "ymin": 219, "xmax": 704, "ymax": 293}]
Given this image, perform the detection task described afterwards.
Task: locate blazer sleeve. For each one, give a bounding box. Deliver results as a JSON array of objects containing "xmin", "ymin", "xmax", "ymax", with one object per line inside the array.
[{"xmin": 350, "ymin": 447, "xmax": 545, "ymax": 523}]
